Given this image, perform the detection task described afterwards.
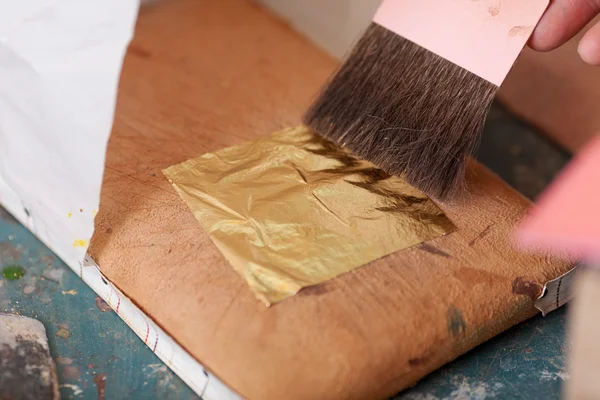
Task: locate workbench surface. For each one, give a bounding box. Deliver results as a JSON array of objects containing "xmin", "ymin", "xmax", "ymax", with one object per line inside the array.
[{"xmin": 0, "ymin": 101, "xmax": 571, "ymax": 399}]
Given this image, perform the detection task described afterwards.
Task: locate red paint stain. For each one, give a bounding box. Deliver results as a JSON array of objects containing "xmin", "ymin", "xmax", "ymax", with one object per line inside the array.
[
  {"xmin": 115, "ymin": 294, "xmax": 121, "ymax": 313},
  {"xmin": 512, "ymin": 277, "xmax": 543, "ymax": 301},
  {"xmin": 93, "ymin": 373, "xmax": 106, "ymax": 400},
  {"xmin": 144, "ymin": 321, "xmax": 150, "ymax": 344}
]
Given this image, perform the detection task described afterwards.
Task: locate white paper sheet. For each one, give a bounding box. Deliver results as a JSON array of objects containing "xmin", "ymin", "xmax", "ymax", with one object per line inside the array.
[{"xmin": 0, "ymin": 0, "xmax": 139, "ymax": 268}]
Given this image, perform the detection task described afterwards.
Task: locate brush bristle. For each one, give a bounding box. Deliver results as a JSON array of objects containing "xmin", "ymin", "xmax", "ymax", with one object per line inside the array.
[{"xmin": 303, "ymin": 23, "xmax": 498, "ymax": 199}]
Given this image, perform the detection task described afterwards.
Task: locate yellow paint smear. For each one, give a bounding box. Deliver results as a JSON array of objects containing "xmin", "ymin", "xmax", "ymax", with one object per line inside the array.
[{"xmin": 73, "ymin": 239, "xmax": 88, "ymax": 248}]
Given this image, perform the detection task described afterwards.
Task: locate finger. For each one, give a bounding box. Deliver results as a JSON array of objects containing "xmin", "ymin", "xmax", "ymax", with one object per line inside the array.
[
  {"xmin": 579, "ymin": 20, "xmax": 600, "ymax": 64},
  {"xmin": 529, "ymin": 0, "xmax": 600, "ymax": 52}
]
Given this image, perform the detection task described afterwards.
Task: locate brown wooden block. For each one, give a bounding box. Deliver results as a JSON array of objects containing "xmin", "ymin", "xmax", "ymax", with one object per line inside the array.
[{"xmin": 89, "ymin": 1, "xmax": 575, "ymax": 398}]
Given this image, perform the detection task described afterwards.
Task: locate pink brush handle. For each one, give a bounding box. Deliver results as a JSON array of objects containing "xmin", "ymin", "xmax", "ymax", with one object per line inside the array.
[{"xmin": 373, "ymin": 0, "xmax": 549, "ymax": 86}]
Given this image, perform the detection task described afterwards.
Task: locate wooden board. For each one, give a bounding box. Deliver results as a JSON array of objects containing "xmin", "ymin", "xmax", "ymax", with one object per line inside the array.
[
  {"xmin": 498, "ymin": 18, "xmax": 600, "ymax": 153},
  {"xmin": 89, "ymin": 1, "xmax": 575, "ymax": 399}
]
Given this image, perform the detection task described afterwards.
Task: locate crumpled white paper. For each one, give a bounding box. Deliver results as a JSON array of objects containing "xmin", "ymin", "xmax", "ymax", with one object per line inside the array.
[{"xmin": 0, "ymin": 0, "xmax": 139, "ymax": 270}]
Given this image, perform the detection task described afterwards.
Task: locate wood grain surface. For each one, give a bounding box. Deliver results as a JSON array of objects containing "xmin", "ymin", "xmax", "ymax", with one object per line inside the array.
[
  {"xmin": 499, "ymin": 18, "xmax": 600, "ymax": 153},
  {"xmin": 89, "ymin": 1, "xmax": 575, "ymax": 399}
]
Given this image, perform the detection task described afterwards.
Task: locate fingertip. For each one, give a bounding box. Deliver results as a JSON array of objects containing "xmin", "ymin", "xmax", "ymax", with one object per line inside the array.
[
  {"xmin": 528, "ymin": 35, "xmax": 560, "ymax": 52},
  {"xmin": 529, "ymin": 0, "xmax": 600, "ymax": 53},
  {"xmin": 528, "ymin": 10, "xmax": 563, "ymax": 52},
  {"xmin": 578, "ymin": 22, "xmax": 600, "ymax": 65}
]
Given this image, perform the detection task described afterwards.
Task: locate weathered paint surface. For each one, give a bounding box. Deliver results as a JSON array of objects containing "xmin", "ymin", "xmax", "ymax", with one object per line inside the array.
[{"xmin": 0, "ymin": 209, "xmax": 198, "ymax": 400}]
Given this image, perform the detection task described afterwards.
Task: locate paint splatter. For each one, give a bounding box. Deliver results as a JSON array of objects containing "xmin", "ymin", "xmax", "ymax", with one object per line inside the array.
[
  {"xmin": 61, "ymin": 290, "xmax": 78, "ymax": 296},
  {"xmin": 42, "ymin": 268, "xmax": 65, "ymax": 283},
  {"xmin": 539, "ymin": 369, "xmax": 570, "ymax": 381},
  {"xmin": 72, "ymin": 239, "xmax": 88, "ymax": 248},
  {"xmin": 401, "ymin": 376, "xmax": 505, "ymax": 399},
  {"xmin": 56, "ymin": 326, "xmax": 71, "ymax": 339},
  {"xmin": 95, "ymin": 297, "xmax": 112, "ymax": 312},
  {"xmin": 447, "ymin": 305, "xmax": 466, "ymax": 337},
  {"xmin": 143, "ymin": 364, "xmax": 177, "ymax": 391},
  {"xmin": 23, "ymin": 285, "xmax": 36, "ymax": 294},
  {"xmin": 449, "ymin": 378, "xmax": 504, "ymax": 399},
  {"xmin": 2, "ymin": 265, "xmax": 25, "ymax": 280},
  {"xmin": 512, "ymin": 277, "xmax": 543, "ymax": 301},
  {"xmin": 60, "ymin": 384, "xmax": 83, "ymax": 396},
  {"xmin": 93, "ymin": 373, "xmax": 106, "ymax": 400}
]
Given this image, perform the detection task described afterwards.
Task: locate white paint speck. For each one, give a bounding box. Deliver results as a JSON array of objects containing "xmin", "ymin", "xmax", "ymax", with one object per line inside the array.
[
  {"xmin": 539, "ymin": 369, "xmax": 571, "ymax": 381},
  {"xmin": 400, "ymin": 377, "xmax": 505, "ymax": 400},
  {"xmin": 60, "ymin": 384, "xmax": 83, "ymax": 396},
  {"xmin": 448, "ymin": 377, "xmax": 504, "ymax": 400},
  {"xmin": 42, "ymin": 268, "xmax": 65, "ymax": 283}
]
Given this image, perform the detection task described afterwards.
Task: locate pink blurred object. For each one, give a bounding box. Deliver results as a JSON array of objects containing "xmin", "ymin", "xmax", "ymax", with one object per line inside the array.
[{"xmin": 518, "ymin": 136, "xmax": 600, "ymax": 259}]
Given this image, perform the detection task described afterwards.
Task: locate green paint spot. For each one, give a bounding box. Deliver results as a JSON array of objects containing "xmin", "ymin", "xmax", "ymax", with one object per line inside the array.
[{"xmin": 2, "ymin": 265, "xmax": 25, "ymax": 280}]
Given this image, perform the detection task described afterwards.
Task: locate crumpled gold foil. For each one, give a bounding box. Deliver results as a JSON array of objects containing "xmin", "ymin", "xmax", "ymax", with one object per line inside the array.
[{"xmin": 163, "ymin": 125, "xmax": 456, "ymax": 306}]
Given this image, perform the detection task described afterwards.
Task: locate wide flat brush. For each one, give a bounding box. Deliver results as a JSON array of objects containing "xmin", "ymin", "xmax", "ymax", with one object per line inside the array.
[{"xmin": 303, "ymin": 0, "xmax": 549, "ymax": 199}]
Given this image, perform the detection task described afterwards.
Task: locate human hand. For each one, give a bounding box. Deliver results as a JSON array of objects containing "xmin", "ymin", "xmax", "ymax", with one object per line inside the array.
[{"xmin": 529, "ymin": 0, "xmax": 600, "ymax": 65}]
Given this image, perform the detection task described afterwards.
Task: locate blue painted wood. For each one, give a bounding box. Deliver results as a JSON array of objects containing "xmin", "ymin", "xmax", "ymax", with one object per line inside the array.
[
  {"xmin": 0, "ymin": 102, "xmax": 571, "ymax": 399},
  {"xmin": 0, "ymin": 208, "xmax": 197, "ymax": 400}
]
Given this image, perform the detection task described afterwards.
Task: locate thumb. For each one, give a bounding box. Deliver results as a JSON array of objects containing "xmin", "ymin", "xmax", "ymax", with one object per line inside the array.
[{"xmin": 578, "ymin": 20, "xmax": 600, "ymax": 65}]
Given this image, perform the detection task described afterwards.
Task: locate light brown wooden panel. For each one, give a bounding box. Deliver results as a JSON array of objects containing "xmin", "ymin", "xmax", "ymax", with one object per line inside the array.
[{"xmin": 89, "ymin": 1, "xmax": 574, "ymax": 399}]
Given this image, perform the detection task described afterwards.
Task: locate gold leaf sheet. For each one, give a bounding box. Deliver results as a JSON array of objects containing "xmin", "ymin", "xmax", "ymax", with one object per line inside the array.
[{"xmin": 163, "ymin": 126, "xmax": 456, "ymax": 306}]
